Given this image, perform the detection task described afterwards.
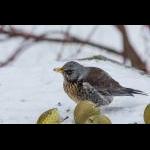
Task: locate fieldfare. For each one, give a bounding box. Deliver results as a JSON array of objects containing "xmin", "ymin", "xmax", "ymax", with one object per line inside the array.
[{"xmin": 54, "ymin": 61, "xmax": 147, "ymax": 106}]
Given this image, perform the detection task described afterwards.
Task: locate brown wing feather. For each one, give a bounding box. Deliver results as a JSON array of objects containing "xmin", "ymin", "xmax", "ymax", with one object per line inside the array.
[{"xmin": 82, "ymin": 67, "xmax": 122, "ymax": 94}]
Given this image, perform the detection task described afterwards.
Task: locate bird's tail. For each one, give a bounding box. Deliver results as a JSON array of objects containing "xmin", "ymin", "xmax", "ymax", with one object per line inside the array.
[
  {"xmin": 111, "ymin": 88, "xmax": 148, "ymax": 96},
  {"xmin": 125, "ymin": 88, "xmax": 148, "ymax": 96}
]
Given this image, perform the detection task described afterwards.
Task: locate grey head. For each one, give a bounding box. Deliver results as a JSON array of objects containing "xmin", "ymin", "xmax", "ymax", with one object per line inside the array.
[{"xmin": 54, "ymin": 61, "xmax": 86, "ymax": 82}]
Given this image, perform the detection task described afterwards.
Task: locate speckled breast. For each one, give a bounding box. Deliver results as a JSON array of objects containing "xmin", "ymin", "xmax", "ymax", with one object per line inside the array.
[{"xmin": 63, "ymin": 81, "xmax": 82, "ymax": 103}]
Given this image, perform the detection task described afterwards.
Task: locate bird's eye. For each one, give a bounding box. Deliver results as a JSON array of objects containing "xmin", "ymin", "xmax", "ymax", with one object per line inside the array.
[{"xmin": 65, "ymin": 70, "xmax": 73, "ymax": 75}]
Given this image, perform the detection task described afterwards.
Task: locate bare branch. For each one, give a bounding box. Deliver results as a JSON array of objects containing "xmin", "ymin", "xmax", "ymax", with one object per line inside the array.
[
  {"xmin": 115, "ymin": 25, "xmax": 147, "ymax": 72},
  {"xmin": 0, "ymin": 27, "xmax": 121, "ymax": 56},
  {"xmin": 73, "ymin": 25, "xmax": 99, "ymax": 57},
  {"xmin": 78, "ymin": 55, "xmax": 149, "ymax": 76},
  {"xmin": 0, "ymin": 40, "xmax": 33, "ymax": 67},
  {"xmin": 56, "ymin": 25, "xmax": 72, "ymax": 60},
  {"xmin": 0, "ymin": 26, "xmax": 124, "ymax": 68}
]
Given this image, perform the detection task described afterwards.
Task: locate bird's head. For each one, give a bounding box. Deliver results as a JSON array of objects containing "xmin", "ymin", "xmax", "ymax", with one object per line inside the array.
[{"xmin": 53, "ymin": 61, "xmax": 85, "ymax": 82}]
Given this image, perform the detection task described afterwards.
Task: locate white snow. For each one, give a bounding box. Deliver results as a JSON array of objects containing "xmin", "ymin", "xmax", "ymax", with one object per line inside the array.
[{"xmin": 0, "ymin": 25, "xmax": 150, "ymax": 124}]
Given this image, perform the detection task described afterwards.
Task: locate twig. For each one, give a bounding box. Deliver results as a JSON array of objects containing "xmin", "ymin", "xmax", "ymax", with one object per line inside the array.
[
  {"xmin": 115, "ymin": 25, "xmax": 147, "ymax": 72},
  {"xmin": 0, "ymin": 26, "xmax": 123, "ymax": 68},
  {"xmin": 71, "ymin": 25, "xmax": 99, "ymax": 58},
  {"xmin": 0, "ymin": 27, "xmax": 121, "ymax": 56},
  {"xmin": 78, "ymin": 55, "xmax": 124, "ymax": 66},
  {"xmin": 0, "ymin": 40, "xmax": 33, "ymax": 67},
  {"xmin": 78, "ymin": 55, "xmax": 150, "ymax": 76},
  {"xmin": 56, "ymin": 25, "xmax": 72, "ymax": 60}
]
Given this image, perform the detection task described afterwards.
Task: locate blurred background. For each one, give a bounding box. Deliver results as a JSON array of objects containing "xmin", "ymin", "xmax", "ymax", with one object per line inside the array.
[
  {"xmin": 0, "ymin": 25, "xmax": 150, "ymax": 124},
  {"xmin": 0, "ymin": 25, "xmax": 150, "ymax": 72}
]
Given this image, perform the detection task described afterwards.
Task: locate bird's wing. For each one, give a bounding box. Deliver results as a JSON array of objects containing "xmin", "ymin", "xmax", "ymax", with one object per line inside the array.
[
  {"xmin": 80, "ymin": 67, "xmax": 122, "ymax": 96},
  {"xmin": 82, "ymin": 82, "xmax": 113, "ymax": 105}
]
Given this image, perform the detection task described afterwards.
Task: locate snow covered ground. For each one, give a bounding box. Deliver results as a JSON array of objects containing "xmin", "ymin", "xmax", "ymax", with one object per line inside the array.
[
  {"xmin": 0, "ymin": 59, "xmax": 150, "ymax": 124},
  {"xmin": 0, "ymin": 25, "xmax": 150, "ymax": 124}
]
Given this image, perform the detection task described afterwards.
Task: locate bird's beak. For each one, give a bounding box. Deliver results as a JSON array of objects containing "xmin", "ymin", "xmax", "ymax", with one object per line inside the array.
[{"xmin": 53, "ymin": 67, "xmax": 64, "ymax": 73}]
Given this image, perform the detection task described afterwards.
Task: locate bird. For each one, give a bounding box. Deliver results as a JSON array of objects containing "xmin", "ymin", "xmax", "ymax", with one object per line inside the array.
[{"xmin": 53, "ymin": 61, "xmax": 147, "ymax": 106}]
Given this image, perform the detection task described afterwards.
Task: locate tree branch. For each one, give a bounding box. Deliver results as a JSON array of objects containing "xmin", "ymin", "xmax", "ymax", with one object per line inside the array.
[
  {"xmin": 73, "ymin": 25, "xmax": 99, "ymax": 57},
  {"xmin": 0, "ymin": 27, "xmax": 121, "ymax": 56},
  {"xmin": 115, "ymin": 25, "xmax": 147, "ymax": 72},
  {"xmin": 56, "ymin": 25, "xmax": 72, "ymax": 60},
  {"xmin": 0, "ymin": 40, "xmax": 33, "ymax": 67},
  {"xmin": 78, "ymin": 55, "xmax": 150, "ymax": 76}
]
